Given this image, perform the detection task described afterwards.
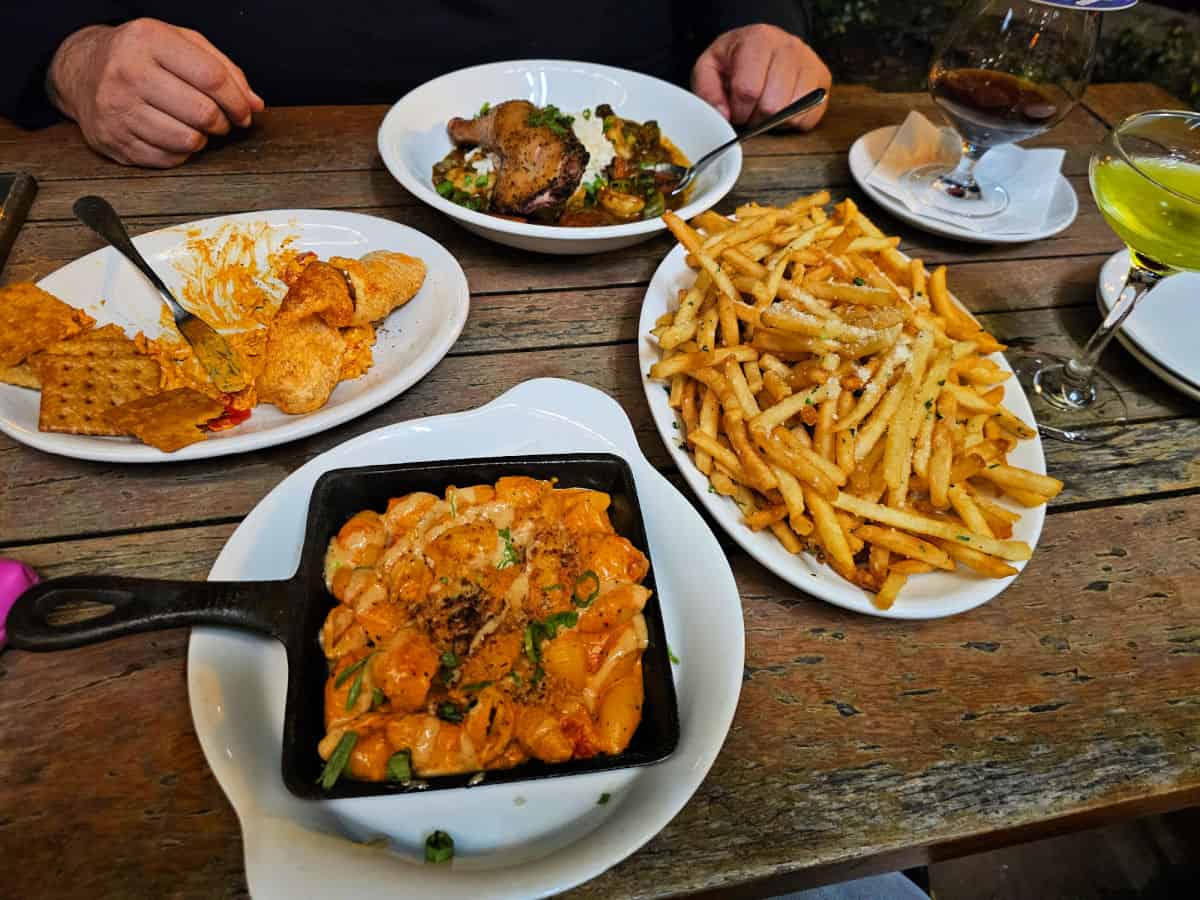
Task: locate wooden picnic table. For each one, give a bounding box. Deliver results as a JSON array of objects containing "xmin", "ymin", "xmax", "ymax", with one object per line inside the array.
[{"xmin": 1, "ymin": 82, "xmax": 1197, "ymax": 899}]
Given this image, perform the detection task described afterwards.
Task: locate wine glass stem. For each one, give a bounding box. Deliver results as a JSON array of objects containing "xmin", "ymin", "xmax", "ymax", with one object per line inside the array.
[
  {"xmin": 942, "ymin": 141, "xmax": 988, "ymax": 192},
  {"xmin": 1063, "ymin": 263, "xmax": 1161, "ymax": 384}
]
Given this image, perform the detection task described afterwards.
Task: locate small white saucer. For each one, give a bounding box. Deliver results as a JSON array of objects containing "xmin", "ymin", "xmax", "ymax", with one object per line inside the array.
[
  {"xmin": 1097, "ymin": 248, "xmax": 1200, "ymax": 402},
  {"xmin": 849, "ymin": 125, "xmax": 1079, "ymax": 245}
]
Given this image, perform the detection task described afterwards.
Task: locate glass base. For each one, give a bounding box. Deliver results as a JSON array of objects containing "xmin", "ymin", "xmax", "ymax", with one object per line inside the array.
[
  {"xmin": 904, "ymin": 162, "xmax": 1009, "ymax": 218},
  {"xmin": 1011, "ymin": 352, "xmax": 1128, "ymax": 444}
]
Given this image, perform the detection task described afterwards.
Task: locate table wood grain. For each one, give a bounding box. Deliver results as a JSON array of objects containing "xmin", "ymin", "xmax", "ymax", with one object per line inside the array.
[{"xmin": 1, "ymin": 83, "xmax": 1197, "ymax": 900}]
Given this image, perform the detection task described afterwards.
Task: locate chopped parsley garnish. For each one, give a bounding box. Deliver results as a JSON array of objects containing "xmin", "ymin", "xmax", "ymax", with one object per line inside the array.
[
  {"xmin": 598, "ymin": 793, "xmax": 611, "ymax": 805},
  {"xmin": 924, "ymin": 399, "xmax": 933, "ymax": 410},
  {"xmin": 496, "ymin": 527, "xmax": 520, "ymax": 569},
  {"xmin": 573, "ymin": 570, "xmax": 601, "ymax": 608},
  {"xmin": 371, "ymin": 687, "xmax": 386, "ymax": 709},
  {"xmin": 526, "ymin": 104, "xmax": 574, "ymax": 136},
  {"xmin": 668, "ymin": 645, "xmax": 681, "ymax": 665},
  {"xmin": 425, "ymin": 830, "xmax": 455, "ymax": 864},
  {"xmin": 441, "ymin": 651, "xmax": 459, "ymax": 669},
  {"xmin": 317, "ymin": 731, "xmax": 357, "ymax": 790},
  {"xmin": 437, "ymin": 701, "xmax": 465, "ymax": 723},
  {"xmin": 461, "ymin": 680, "xmax": 493, "ymax": 693},
  {"xmin": 508, "ymin": 669, "xmax": 523, "ymax": 687},
  {"xmin": 957, "ymin": 535, "xmax": 971, "ymax": 542},
  {"xmin": 853, "ymin": 277, "xmax": 866, "ymax": 286},
  {"xmin": 582, "ymin": 108, "xmax": 592, "ymax": 120},
  {"xmin": 387, "ymin": 749, "xmax": 413, "ymax": 782},
  {"xmin": 477, "ymin": 102, "xmax": 490, "ymax": 117}
]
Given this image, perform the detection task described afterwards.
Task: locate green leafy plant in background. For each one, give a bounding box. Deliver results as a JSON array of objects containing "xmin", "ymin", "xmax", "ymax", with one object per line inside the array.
[{"xmin": 808, "ymin": 0, "xmax": 1200, "ymax": 106}]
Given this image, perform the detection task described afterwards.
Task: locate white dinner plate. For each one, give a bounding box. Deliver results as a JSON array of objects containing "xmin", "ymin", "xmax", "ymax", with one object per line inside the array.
[
  {"xmin": 638, "ymin": 244, "xmax": 1049, "ymax": 620},
  {"xmin": 849, "ymin": 126, "xmax": 1079, "ymax": 245},
  {"xmin": 0, "ymin": 210, "xmax": 469, "ymax": 462},
  {"xmin": 1097, "ymin": 248, "xmax": 1200, "ymax": 401},
  {"xmin": 378, "ymin": 59, "xmax": 740, "ymax": 255},
  {"xmin": 188, "ymin": 378, "xmax": 744, "ymax": 899}
]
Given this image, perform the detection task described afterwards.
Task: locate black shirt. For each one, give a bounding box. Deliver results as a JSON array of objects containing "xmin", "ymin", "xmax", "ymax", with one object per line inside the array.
[{"xmin": 3, "ymin": 1, "xmax": 813, "ymax": 128}]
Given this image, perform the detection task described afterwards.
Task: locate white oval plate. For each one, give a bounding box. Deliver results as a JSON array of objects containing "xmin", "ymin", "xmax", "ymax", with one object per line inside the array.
[
  {"xmin": 638, "ymin": 244, "xmax": 1049, "ymax": 620},
  {"xmin": 1097, "ymin": 248, "xmax": 1200, "ymax": 400},
  {"xmin": 0, "ymin": 209, "xmax": 469, "ymax": 463},
  {"xmin": 188, "ymin": 377, "xmax": 744, "ymax": 899},
  {"xmin": 849, "ymin": 126, "xmax": 1078, "ymax": 245},
  {"xmin": 378, "ymin": 59, "xmax": 741, "ymax": 255}
]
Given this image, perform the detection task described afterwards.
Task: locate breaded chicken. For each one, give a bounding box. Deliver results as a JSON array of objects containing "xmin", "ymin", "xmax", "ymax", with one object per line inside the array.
[
  {"xmin": 257, "ymin": 315, "xmax": 346, "ymax": 414},
  {"xmin": 276, "ymin": 260, "xmax": 355, "ymax": 327},
  {"xmin": 329, "ymin": 251, "xmax": 426, "ymax": 326}
]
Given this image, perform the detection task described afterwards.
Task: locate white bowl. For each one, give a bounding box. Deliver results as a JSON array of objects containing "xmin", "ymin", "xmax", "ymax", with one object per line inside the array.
[{"xmin": 378, "ymin": 59, "xmax": 741, "ymax": 255}]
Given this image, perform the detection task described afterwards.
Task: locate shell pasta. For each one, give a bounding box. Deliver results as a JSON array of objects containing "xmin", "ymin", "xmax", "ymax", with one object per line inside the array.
[{"xmin": 317, "ymin": 476, "xmax": 651, "ymax": 786}]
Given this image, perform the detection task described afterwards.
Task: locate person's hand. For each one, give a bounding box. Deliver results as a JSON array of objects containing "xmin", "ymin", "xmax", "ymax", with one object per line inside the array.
[
  {"xmin": 692, "ymin": 24, "xmax": 831, "ymax": 131},
  {"xmin": 46, "ymin": 18, "xmax": 264, "ymax": 168}
]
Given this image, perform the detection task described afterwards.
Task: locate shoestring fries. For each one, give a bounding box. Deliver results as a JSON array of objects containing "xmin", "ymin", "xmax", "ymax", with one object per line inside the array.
[{"xmin": 649, "ymin": 193, "xmax": 1063, "ymax": 610}]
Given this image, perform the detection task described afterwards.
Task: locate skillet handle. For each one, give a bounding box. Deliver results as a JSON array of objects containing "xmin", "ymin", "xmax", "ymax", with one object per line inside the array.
[{"xmin": 5, "ymin": 575, "xmax": 293, "ymax": 651}]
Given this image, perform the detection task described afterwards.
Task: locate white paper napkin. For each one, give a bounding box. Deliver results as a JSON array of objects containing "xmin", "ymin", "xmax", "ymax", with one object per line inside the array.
[{"xmin": 866, "ymin": 111, "xmax": 1066, "ymax": 235}]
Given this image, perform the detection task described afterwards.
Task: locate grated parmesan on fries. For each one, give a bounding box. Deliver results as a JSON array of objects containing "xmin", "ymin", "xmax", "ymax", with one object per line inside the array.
[{"xmin": 647, "ymin": 193, "xmax": 1063, "ymax": 610}]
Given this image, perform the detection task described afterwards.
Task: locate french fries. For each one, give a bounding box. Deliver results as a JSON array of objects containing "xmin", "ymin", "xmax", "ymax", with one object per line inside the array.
[{"xmin": 651, "ymin": 197, "xmax": 1061, "ymax": 606}]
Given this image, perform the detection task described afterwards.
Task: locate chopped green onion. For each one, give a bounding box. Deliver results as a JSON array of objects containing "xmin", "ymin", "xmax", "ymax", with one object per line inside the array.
[
  {"xmin": 461, "ymin": 680, "xmax": 493, "ymax": 693},
  {"xmin": 437, "ymin": 701, "xmax": 464, "ymax": 723},
  {"xmin": 334, "ymin": 653, "xmax": 373, "ymax": 688},
  {"xmin": 317, "ymin": 731, "xmax": 357, "ymax": 790},
  {"xmin": 441, "ymin": 650, "xmax": 459, "ymax": 669},
  {"xmin": 508, "ymin": 669, "xmax": 523, "ymax": 687},
  {"xmin": 475, "ymin": 173, "xmax": 489, "ymax": 187},
  {"xmin": 543, "ymin": 583, "xmax": 563, "ymax": 593},
  {"xmin": 345, "ymin": 663, "xmax": 368, "ymax": 710},
  {"xmin": 572, "ymin": 570, "xmax": 600, "ymax": 608},
  {"xmin": 387, "ymin": 749, "xmax": 413, "ymax": 782},
  {"xmin": 371, "ymin": 687, "xmax": 386, "ymax": 709},
  {"xmin": 853, "ymin": 277, "xmax": 866, "ymax": 286},
  {"xmin": 496, "ymin": 527, "xmax": 520, "ymax": 569},
  {"xmin": 425, "ymin": 830, "xmax": 454, "ymax": 863},
  {"xmin": 598, "ymin": 792, "xmax": 611, "ymax": 805},
  {"xmin": 436, "ymin": 180, "xmax": 454, "ymax": 197},
  {"xmin": 542, "ymin": 610, "xmax": 578, "ymax": 634},
  {"xmin": 668, "ymin": 646, "xmax": 681, "ymax": 665},
  {"xmin": 957, "ymin": 535, "xmax": 971, "ymax": 542}
]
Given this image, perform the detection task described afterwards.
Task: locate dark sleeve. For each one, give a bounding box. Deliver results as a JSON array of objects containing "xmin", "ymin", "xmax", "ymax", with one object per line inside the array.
[
  {"xmin": 0, "ymin": 3, "xmax": 127, "ymax": 129},
  {"xmin": 694, "ymin": 0, "xmax": 813, "ymax": 42}
]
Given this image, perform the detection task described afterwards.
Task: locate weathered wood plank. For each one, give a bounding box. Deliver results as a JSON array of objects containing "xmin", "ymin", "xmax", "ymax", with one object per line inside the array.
[
  {"xmin": 2, "ymin": 303, "xmax": 1197, "ymax": 545},
  {"xmin": 0, "ymin": 178, "xmax": 1121, "ymax": 297},
  {"xmin": 2, "ymin": 494, "xmax": 1196, "ymax": 899},
  {"xmin": 1082, "ymin": 83, "xmax": 1184, "ymax": 128},
  {"xmin": 21, "ymin": 144, "xmax": 1103, "ymax": 225},
  {"xmin": 0, "ymin": 87, "xmax": 1105, "ymax": 184}
]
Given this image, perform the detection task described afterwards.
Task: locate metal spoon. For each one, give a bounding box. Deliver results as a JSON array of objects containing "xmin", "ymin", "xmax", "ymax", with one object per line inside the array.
[
  {"xmin": 648, "ymin": 87, "xmax": 828, "ymax": 197},
  {"xmin": 73, "ymin": 196, "xmax": 247, "ymax": 393}
]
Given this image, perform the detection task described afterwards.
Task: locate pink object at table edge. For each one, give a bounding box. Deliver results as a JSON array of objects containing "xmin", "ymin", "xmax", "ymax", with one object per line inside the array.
[{"xmin": 0, "ymin": 559, "xmax": 40, "ymax": 650}]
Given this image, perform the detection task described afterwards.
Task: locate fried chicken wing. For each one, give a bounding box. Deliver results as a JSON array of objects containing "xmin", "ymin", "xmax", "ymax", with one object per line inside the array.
[
  {"xmin": 257, "ymin": 314, "xmax": 345, "ymax": 414},
  {"xmin": 329, "ymin": 251, "xmax": 426, "ymax": 326}
]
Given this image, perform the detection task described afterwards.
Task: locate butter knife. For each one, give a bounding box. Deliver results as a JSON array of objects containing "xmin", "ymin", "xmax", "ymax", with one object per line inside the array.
[{"xmin": 72, "ymin": 196, "xmax": 247, "ymax": 393}]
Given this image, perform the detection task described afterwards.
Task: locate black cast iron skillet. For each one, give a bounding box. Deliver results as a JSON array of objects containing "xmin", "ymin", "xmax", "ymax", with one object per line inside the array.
[{"xmin": 8, "ymin": 454, "xmax": 680, "ymax": 800}]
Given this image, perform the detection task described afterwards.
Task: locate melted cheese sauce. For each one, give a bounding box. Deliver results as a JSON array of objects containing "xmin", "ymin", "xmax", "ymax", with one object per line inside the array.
[{"xmin": 318, "ymin": 476, "xmax": 652, "ymax": 781}]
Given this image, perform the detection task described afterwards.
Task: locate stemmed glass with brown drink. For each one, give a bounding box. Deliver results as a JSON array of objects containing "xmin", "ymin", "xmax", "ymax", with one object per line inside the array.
[{"xmin": 904, "ymin": 0, "xmax": 1102, "ymax": 217}]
